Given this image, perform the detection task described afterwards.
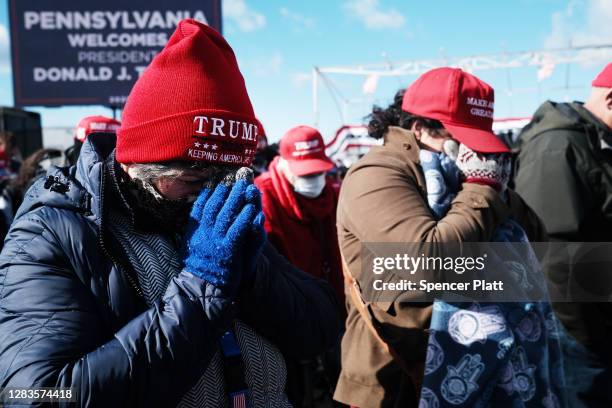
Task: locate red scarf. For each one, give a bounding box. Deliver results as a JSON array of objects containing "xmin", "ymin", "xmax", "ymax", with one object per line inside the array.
[{"xmin": 256, "ymin": 157, "xmax": 345, "ymax": 307}]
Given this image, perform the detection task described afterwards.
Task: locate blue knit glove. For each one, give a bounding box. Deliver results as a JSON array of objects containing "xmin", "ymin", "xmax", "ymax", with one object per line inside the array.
[
  {"xmin": 184, "ymin": 179, "xmax": 261, "ymax": 297},
  {"xmin": 241, "ymin": 193, "xmax": 267, "ymax": 285}
]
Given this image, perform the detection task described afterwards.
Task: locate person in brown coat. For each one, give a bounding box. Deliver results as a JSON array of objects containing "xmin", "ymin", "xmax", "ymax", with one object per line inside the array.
[{"xmin": 333, "ymin": 69, "xmax": 545, "ymax": 407}]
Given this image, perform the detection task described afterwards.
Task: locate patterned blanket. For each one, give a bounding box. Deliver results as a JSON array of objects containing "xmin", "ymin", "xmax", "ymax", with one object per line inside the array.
[{"xmin": 417, "ymin": 149, "xmax": 566, "ymax": 408}]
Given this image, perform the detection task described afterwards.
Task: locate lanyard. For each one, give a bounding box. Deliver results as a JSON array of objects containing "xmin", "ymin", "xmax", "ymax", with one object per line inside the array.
[{"xmin": 219, "ymin": 330, "xmax": 250, "ymax": 408}]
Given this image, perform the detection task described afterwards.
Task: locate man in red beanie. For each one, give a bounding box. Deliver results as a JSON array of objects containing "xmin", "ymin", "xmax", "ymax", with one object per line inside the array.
[
  {"xmin": 0, "ymin": 19, "xmax": 340, "ymax": 407},
  {"xmin": 255, "ymin": 125, "xmax": 343, "ymax": 406},
  {"xmin": 65, "ymin": 115, "xmax": 121, "ymax": 166},
  {"xmin": 515, "ymin": 62, "xmax": 612, "ymax": 406}
]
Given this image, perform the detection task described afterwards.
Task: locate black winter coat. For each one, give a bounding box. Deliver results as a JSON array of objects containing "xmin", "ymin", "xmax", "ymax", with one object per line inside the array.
[
  {"xmin": 0, "ymin": 134, "xmax": 341, "ymax": 407},
  {"xmin": 515, "ymin": 101, "xmax": 612, "ymax": 364}
]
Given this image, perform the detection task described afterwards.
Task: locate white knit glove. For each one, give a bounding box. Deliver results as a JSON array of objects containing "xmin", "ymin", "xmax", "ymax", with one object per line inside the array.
[{"xmin": 455, "ymin": 144, "xmax": 511, "ymax": 193}]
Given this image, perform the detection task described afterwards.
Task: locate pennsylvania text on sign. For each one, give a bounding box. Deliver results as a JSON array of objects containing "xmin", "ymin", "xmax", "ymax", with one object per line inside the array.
[{"xmin": 8, "ymin": 0, "xmax": 222, "ymax": 107}]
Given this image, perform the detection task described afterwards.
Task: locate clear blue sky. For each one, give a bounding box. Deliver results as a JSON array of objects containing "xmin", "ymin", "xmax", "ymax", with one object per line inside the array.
[{"xmin": 1, "ymin": 0, "xmax": 611, "ymax": 143}]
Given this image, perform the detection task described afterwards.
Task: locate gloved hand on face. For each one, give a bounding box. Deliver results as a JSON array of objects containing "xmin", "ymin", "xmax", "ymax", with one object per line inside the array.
[
  {"xmin": 455, "ymin": 143, "xmax": 511, "ymax": 194},
  {"xmin": 183, "ymin": 168, "xmax": 266, "ymax": 300}
]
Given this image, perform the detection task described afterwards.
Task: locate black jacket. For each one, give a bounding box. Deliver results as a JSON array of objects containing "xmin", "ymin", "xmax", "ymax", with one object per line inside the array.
[
  {"xmin": 515, "ymin": 101, "xmax": 612, "ymax": 241},
  {"xmin": 515, "ymin": 101, "xmax": 612, "ymax": 363},
  {"xmin": 0, "ymin": 133, "xmax": 341, "ymax": 407}
]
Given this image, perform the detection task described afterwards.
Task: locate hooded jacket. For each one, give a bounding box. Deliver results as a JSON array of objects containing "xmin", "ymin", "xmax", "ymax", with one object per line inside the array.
[
  {"xmin": 515, "ymin": 101, "xmax": 612, "ymax": 364},
  {"xmin": 0, "ymin": 133, "xmax": 341, "ymax": 407},
  {"xmin": 255, "ymin": 157, "xmax": 344, "ymax": 304}
]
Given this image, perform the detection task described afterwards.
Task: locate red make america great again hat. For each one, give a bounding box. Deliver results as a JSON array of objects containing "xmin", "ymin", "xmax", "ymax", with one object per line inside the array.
[
  {"xmin": 592, "ymin": 62, "xmax": 612, "ymax": 88},
  {"xmin": 116, "ymin": 19, "xmax": 260, "ymax": 165},
  {"xmin": 74, "ymin": 115, "xmax": 121, "ymax": 142},
  {"xmin": 402, "ymin": 67, "xmax": 509, "ymax": 153},
  {"xmin": 280, "ymin": 125, "xmax": 334, "ymax": 176}
]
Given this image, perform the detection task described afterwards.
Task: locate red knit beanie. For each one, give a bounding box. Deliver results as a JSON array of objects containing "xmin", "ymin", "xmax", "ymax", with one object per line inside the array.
[{"xmin": 116, "ymin": 19, "xmax": 260, "ymax": 166}]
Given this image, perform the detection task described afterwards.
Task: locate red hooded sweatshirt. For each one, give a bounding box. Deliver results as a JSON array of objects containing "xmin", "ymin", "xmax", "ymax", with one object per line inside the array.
[{"xmin": 255, "ymin": 157, "xmax": 345, "ymax": 306}]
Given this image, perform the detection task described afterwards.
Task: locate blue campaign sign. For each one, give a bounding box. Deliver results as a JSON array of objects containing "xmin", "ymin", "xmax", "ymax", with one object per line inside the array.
[{"xmin": 8, "ymin": 0, "xmax": 222, "ymax": 107}]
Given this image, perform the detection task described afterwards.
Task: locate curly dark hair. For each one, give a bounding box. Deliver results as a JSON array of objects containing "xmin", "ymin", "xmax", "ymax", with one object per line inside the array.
[{"xmin": 366, "ymin": 88, "xmax": 443, "ymax": 139}]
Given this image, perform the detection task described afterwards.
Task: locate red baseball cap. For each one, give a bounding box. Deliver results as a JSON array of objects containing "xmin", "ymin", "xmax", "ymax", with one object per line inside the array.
[
  {"xmin": 280, "ymin": 125, "xmax": 334, "ymax": 176},
  {"xmin": 592, "ymin": 62, "xmax": 612, "ymax": 88},
  {"xmin": 402, "ymin": 67, "xmax": 509, "ymax": 153},
  {"xmin": 75, "ymin": 115, "xmax": 121, "ymax": 142}
]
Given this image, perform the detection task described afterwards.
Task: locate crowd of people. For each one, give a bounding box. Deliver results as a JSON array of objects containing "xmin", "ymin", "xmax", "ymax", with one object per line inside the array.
[{"xmin": 0, "ymin": 18, "xmax": 611, "ymax": 408}]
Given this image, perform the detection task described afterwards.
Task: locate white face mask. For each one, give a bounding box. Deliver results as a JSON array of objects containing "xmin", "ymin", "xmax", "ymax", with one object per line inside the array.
[{"xmin": 293, "ymin": 173, "xmax": 326, "ymax": 198}]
